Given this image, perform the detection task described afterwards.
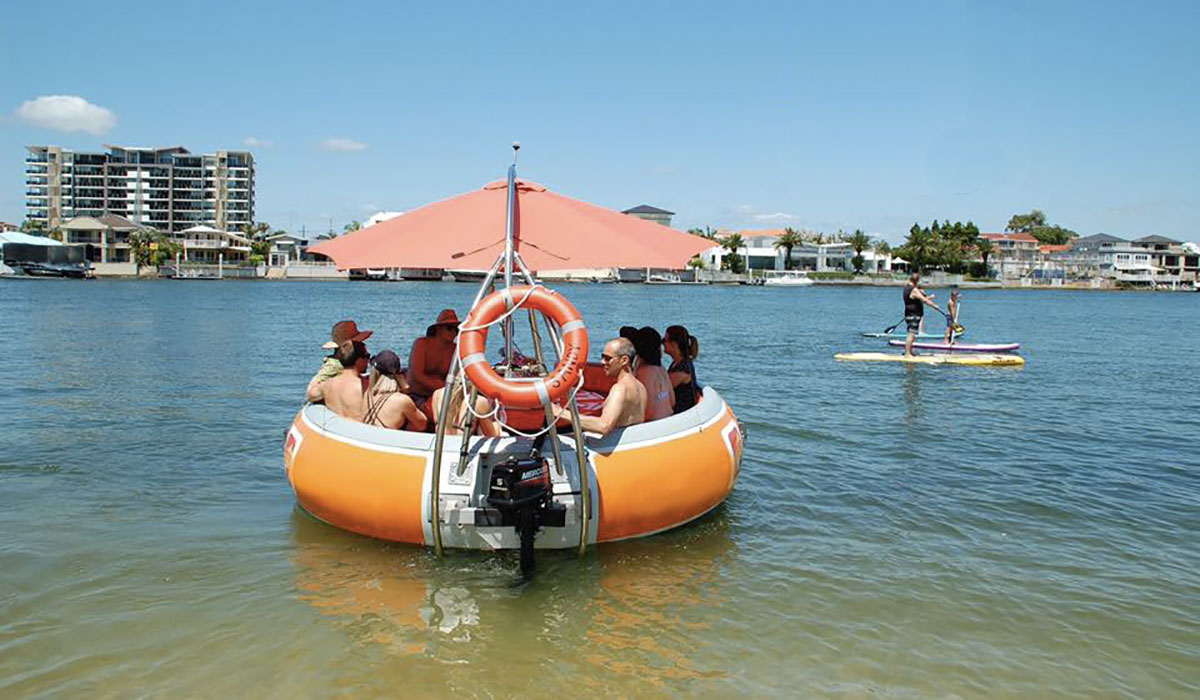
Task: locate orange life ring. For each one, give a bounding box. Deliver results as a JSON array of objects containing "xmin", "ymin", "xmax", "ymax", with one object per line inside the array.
[{"xmin": 459, "ymin": 286, "xmax": 589, "ymax": 410}]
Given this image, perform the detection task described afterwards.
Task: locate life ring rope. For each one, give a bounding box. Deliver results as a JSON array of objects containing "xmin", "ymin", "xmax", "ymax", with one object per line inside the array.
[{"xmin": 450, "ymin": 284, "xmax": 589, "ymax": 438}]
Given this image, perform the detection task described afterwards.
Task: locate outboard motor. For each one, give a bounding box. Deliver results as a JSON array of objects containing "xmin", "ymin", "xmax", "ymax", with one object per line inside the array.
[{"xmin": 487, "ymin": 452, "xmax": 554, "ymax": 574}]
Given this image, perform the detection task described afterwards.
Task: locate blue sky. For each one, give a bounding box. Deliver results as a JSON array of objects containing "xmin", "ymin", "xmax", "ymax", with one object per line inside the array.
[{"xmin": 2, "ymin": 0, "xmax": 1197, "ymax": 242}]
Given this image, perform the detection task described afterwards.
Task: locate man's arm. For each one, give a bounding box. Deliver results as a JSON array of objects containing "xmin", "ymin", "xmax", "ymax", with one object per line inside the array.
[
  {"xmin": 913, "ymin": 288, "xmax": 942, "ymax": 313},
  {"xmin": 305, "ymin": 376, "xmax": 325, "ymax": 403},
  {"xmin": 559, "ymin": 383, "xmax": 627, "ymax": 436}
]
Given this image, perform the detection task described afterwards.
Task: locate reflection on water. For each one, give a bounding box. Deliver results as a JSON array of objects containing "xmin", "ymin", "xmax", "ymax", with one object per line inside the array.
[
  {"xmin": 903, "ymin": 364, "xmax": 923, "ymax": 424},
  {"xmin": 288, "ymin": 504, "xmax": 739, "ymax": 690},
  {"xmin": 581, "ymin": 511, "xmax": 737, "ymax": 688}
]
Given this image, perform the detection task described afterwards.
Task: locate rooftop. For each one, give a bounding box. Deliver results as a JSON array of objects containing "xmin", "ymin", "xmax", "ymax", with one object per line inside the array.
[
  {"xmin": 1074, "ymin": 233, "xmax": 1127, "ymax": 244},
  {"xmin": 622, "ymin": 204, "xmax": 675, "ymax": 215},
  {"xmin": 1134, "ymin": 234, "xmax": 1180, "ymax": 245},
  {"xmin": 981, "ymin": 232, "xmax": 1039, "ymax": 243}
]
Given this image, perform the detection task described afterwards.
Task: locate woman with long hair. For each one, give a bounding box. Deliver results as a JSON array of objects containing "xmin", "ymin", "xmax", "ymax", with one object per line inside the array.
[
  {"xmin": 363, "ymin": 350, "xmax": 428, "ymax": 431},
  {"xmin": 633, "ymin": 326, "xmax": 674, "ymax": 421},
  {"xmin": 663, "ymin": 325, "xmax": 700, "ymax": 414}
]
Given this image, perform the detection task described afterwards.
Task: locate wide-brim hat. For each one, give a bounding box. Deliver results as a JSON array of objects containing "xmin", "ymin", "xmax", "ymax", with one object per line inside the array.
[
  {"xmin": 426, "ymin": 308, "xmax": 461, "ymax": 336},
  {"xmin": 322, "ymin": 319, "xmax": 373, "ymax": 349}
]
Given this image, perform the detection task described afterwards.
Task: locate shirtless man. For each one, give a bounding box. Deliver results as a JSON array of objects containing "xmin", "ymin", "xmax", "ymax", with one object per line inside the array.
[
  {"xmin": 902, "ymin": 273, "xmax": 943, "ymax": 357},
  {"xmin": 554, "ymin": 338, "xmax": 646, "ymax": 436},
  {"xmin": 306, "ymin": 341, "xmax": 369, "ymax": 420},
  {"xmin": 408, "ymin": 309, "xmax": 460, "ymax": 415}
]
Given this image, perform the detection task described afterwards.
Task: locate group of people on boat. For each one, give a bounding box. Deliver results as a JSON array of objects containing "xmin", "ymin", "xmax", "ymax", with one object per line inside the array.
[
  {"xmin": 305, "ymin": 311, "xmax": 500, "ymax": 436},
  {"xmin": 554, "ymin": 324, "xmax": 702, "ymax": 436},
  {"xmin": 305, "ymin": 312, "xmax": 702, "ymax": 438}
]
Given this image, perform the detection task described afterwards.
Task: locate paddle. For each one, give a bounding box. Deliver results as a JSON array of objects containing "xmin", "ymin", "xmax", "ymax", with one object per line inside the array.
[{"xmin": 881, "ymin": 318, "xmax": 906, "ymax": 334}]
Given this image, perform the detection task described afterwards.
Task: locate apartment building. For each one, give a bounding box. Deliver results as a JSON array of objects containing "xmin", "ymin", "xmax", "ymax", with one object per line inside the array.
[{"xmin": 24, "ymin": 144, "xmax": 254, "ymax": 233}]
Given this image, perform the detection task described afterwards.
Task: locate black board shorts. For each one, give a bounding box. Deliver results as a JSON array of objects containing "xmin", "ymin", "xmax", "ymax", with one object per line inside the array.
[{"xmin": 905, "ymin": 315, "xmax": 922, "ymax": 332}]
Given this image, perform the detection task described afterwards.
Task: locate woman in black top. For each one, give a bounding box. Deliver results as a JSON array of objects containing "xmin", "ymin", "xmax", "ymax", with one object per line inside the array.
[{"xmin": 664, "ymin": 325, "xmax": 700, "ymax": 414}]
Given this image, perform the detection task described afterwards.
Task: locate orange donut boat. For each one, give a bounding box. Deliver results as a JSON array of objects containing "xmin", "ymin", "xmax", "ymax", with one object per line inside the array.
[{"xmin": 284, "ymin": 365, "xmax": 743, "ymax": 550}]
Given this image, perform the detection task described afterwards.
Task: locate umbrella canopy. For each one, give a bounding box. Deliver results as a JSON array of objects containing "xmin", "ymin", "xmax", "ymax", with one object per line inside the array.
[{"xmin": 309, "ymin": 179, "xmax": 714, "ymax": 271}]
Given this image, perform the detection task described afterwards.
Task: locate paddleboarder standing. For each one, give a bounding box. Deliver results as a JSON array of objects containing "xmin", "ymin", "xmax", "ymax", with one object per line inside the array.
[{"xmin": 903, "ymin": 272, "xmax": 942, "ymax": 357}]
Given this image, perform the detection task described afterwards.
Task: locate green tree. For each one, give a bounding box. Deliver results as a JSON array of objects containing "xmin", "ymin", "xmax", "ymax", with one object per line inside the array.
[
  {"xmin": 843, "ymin": 229, "xmax": 872, "ymax": 274},
  {"xmin": 343, "ymin": 220, "xmax": 362, "ymax": 234},
  {"xmin": 721, "ymin": 233, "xmax": 746, "ymax": 274},
  {"xmin": 773, "ymin": 228, "xmax": 805, "ymax": 270},
  {"xmin": 20, "ymin": 219, "xmax": 45, "ymax": 234},
  {"xmin": 152, "ymin": 232, "xmax": 183, "ymax": 266},
  {"xmin": 1006, "ymin": 209, "xmax": 1046, "ymax": 233},
  {"xmin": 975, "ymin": 238, "xmax": 995, "ymax": 277},
  {"xmin": 687, "ymin": 226, "xmax": 719, "ymax": 240},
  {"xmin": 127, "ymin": 229, "xmax": 157, "ymax": 276},
  {"xmin": 1007, "ymin": 209, "xmax": 1077, "ymax": 245},
  {"xmin": 687, "ymin": 256, "xmax": 706, "ymax": 270},
  {"xmin": 241, "ymin": 221, "xmax": 271, "ymax": 240}
]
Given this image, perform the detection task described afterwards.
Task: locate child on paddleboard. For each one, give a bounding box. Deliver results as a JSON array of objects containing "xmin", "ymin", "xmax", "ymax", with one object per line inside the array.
[{"xmin": 943, "ymin": 289, "xmax": 961, "ymax": 345}]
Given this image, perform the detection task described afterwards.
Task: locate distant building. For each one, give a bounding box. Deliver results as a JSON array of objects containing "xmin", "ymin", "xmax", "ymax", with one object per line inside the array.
[
  {"xmin": 266, "ymin": 232, "xmax": 309, "ymax": 267},
  {"xmin": 24, "ymin": 144, "xmax": 255, "ymax": 233},
  {"xmin": 1045, "ymin": 233, "xmax": 1198, "ymax": 287},
  {"xmin": 0, "ymin": 221, "xmax": 18, "ymax": 232},
  {"xmin": 622, "ymin": 204, "xmax": 674, "ymax": 227},
  {"xmin": 700, "ymin": 229, "xmax": 896, "ymax": 273}
]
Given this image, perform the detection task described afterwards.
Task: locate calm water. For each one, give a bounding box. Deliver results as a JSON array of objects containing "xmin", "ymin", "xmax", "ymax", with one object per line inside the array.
[{"xmin": 1, "ymin": 279, "xmax": 1197, "ymax": 698}]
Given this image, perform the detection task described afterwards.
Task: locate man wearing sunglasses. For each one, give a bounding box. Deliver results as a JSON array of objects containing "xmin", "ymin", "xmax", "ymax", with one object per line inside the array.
[{"xmin": 555, "ymin": 338, "xmax": 646, "ymax": 436}]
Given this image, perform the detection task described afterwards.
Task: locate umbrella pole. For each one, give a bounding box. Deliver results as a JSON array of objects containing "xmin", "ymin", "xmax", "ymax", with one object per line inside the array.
[{"xmin": 501, "ymin": 147, "xmax": 520, "ymax": 374}]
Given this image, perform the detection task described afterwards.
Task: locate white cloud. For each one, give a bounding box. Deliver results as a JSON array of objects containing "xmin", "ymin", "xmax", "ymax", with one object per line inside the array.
[
  {"xmin": 14, "ymin": 95, "xmax": 116, "ymax": 135},
  {"xmin": 318, "ymin": 137, "xmax": 367, "ymax": 152},
  {"xmin": 753, "ymin": 212, "xmax": 797, "ymax": 222},
  {"xmin": 243, "ymin": 136, "xmax": 273, "ymax": 148}
]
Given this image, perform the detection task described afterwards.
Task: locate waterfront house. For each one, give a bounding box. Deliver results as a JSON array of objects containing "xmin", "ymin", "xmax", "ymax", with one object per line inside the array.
[
  {"xmin": 61, "ymin": 213, "xmax": 139, "ymax": 263},
  {"xmin": 266, "ymin": 232, "xmax": 309, "ymax": 267},
  {"xmin": 980, "ymin": 232, "xmax": 1040, "ymax": 279},
  {"xmin": 621, "ymin": 205, "xmax": 675, "ymax": 228},
  {"xmin": 1049, "ymin": 233, "xmax": 1163, "ymax": 286},
  {"xmin": 1131, "ymin": 235, "xmax": 1197, "ymax": 285},
  {"xmin": 174, "ymin": 225, "xmax": 251, "ymax": 264}
]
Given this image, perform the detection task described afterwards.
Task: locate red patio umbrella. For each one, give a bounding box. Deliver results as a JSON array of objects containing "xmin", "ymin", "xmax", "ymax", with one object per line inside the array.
[{"xmin": 308, "ymin": 179, "xmax": 714, "ymax": 271}]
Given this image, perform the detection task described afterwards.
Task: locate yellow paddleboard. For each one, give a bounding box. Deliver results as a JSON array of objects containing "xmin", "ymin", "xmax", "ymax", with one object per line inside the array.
[{"xmin": 835, "ymin": 352, "xmax": 1025, "ymax": 366}]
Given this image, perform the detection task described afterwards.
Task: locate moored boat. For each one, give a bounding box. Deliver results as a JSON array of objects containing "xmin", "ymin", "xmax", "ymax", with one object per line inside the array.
[{"xmin": 762, "ymin": 270, "xmax": 814, "ymax": 287}]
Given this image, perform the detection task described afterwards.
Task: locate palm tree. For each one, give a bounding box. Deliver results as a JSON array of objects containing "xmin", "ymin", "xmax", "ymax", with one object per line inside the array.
[
  {"xmin": 903, "ymin": 223, "xmax": 934, "ymax": 272},
  {"xmin": 773, "ymin": 228, "xmax": 805, "ymax": 270},
  {"xmin": 127, "ymin": 229, "xmax": 156, "ymax": 276},
  {"xmin": 844, "ymin": 229, "xmax": 872, "ymax": 273},
  {"xmin": 343, "ymin": 220, "xmax": 362, "ymax": 234},
  {"xmin": 241, "ymin": 222, "xmax": 271, "ymax": 240},
  {"xmin": 722, "ymin": 233, "xmax": 746, "ymax": 273},
  {"xmin": 976, "ymin": 238, "xmax": 995, "ymax": 275}
]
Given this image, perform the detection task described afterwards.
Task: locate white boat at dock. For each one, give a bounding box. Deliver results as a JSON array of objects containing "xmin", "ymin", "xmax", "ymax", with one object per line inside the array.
[{"xmin": 762, "ymin": 270, "xmax": 814, "ymax": 287}]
